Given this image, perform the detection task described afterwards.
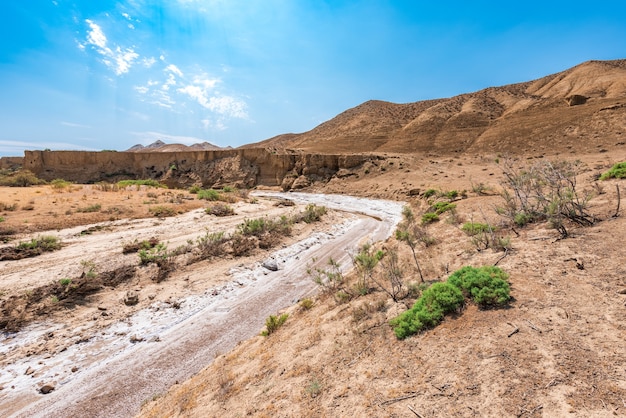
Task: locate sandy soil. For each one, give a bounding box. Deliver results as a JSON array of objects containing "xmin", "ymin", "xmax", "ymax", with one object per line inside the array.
[{"xmin": 0, "ymin": 188, "xmax": 403, "ymax": 417}]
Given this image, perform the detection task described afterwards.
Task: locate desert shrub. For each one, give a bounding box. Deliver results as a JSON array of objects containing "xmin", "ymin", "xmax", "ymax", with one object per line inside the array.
[
  {"xmin": 0, "ymin": 202, "xmax": 18, "ymax": 211},
  {"xmin": 76, "ymin": 203, "xmax": 102, "ymax": 213},
  {"xmin": 300, "ymin": 298, "xmax": 314, "ymax": 310},
  {"xmin": 443, "ymin": 190, "xmax": 459, "ymax": 200},
  {"xmin": 138, "ymin": 243, "xmax": 170, "ymax": 265},
  {"xmin": 352, "ymin": 244, "xmax": 383, "ymax": 295},
  {"xmin": 197, "ymin": 189, "xmax": 221, "ymax": 201},
  {"xmin": 59, "ymin": 278, "xmax": 72, "ymax": 286},
  {"xmin": 371, "ymin": 246, "xmax": 407, "ymax": 302},
  {"xmin": 423, "ymin": 189, "xmax": 437, "ymax": 198},
  {"xmin": 301, "ymin": 204, "xmax": 327, "ymax": 223},
  {"xmin": 0, "ymin": 217, "xmax": 4, "ymax": 222},
  {"xmin": 395, "ymin": 206, "xmax": 425, "ymax": 282},
  {"xmin": 309, "ymin": 257, "xmax": 346, "ymax": 293},
  {"xmin": 0, "ymin": 170, "xmax": 46, "ymax": 187},
  {"xmin": 149, "ymin": 206, "xmax": 176, "ymax": 217},
  {"xmin": 94, "ymin": 182, "xmax": 119, "ymax": 192},
  {"xmin": 239, "ymin": 217, "xmax": 269, "ymax": 236},
  {"xmin": 430, "ymin": 202, "xmax": 456, "ymax": 214},
  {"xmin": 196, "ymin": 231, "xmax": 227, "ymax": 258},
  {"xmin": 117, "ymin": 179, "xmax": 164, "ymax": 189},
  {"xmin": 50, "ymin": 179, "xmax": 71, "ymax": 189},
  {"xmin": 122, "ymin": 237, "xmax": 160, "ymax": 254},
  {"xmin": 461, "ymin": 222, "xmax": 492, "ymax": 236},
  {"xmin": 261, "ymin": 313, "xmax": 289, "ymax": 336},
  {"xmin": 599, "ymin": 162, "xmax": 626, "ymax": 180},
  {"xmin": 498, "ymin": 159, "xmax": 595, "ymax": 237},
  {"xmin": 205, "ymin": 203, "xmax": 235, "ymax": 217},
  {"xmin": 17, "ymin": 235, "xmax": 61, "ymax": 252},
  {"xmin": 230, "ymin": 233, "xmax": 257, "ymax": 256},
  {"xmin": 447, "ymin": 266, "xmax": 511, "ymax": 308},
  {"xmin": 188, "ymin": 185, "xmax": 201, "ymax": 194},
  {"xmin": 421, "ymin": 212, "xmax": 439, "ymax": 225},
  {"xmin": 222, "ymin": 185, "xmax": 234, "ymax": 193},
  {"xmin": 390, "ymin": 282, "xmax": 464, "ymax": 339}
]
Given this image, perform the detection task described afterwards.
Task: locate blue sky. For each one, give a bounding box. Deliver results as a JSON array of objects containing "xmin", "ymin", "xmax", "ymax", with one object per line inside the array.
[{"xmin": 1, "ymin": 0, "xmax": 625, "ymax": 156}]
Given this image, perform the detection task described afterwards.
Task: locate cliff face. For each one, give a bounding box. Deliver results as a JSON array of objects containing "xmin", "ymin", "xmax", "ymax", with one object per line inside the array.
[{"xmin": 23, "ymin": 149, "xmax": 373, "ymax": 189}]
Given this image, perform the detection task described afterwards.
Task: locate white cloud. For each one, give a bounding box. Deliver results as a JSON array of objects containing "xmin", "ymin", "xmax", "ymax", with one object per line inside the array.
[
  {"xmin": 134, "ymin": 86, "xmax": 149, "ymax": 94},
  {"xmin": 142, "ymin": 57, "xmax": 156, "ymax": 68},
  {"xmin": 166, "ymin": 64, "xmax": 184, "ymax": 77},
  {"xmin": 0, "ymin": 140, "xmax": 98, "ymax": 153},
  {"xmin": 122, "ymin": 12, "xmax": 131, "ymax": 20},
  {"xmin": 82, "ymin": 20, "xmax": 139, "ymax": 76},
  {"xmin": 61, "ymin": 121, "xmax": 91, "ymax": 128}
]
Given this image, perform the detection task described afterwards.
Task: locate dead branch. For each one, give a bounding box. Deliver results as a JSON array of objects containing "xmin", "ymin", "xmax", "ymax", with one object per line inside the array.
[
  {"xmin": 614, "ymin": 184, "xmax": 621, "ymax": 218},
  {"xmin": 507, "ymin": 322, "xmax": 519, "ymax": 337},
  {"xmin": 494, "ymin": 248, "xmax": 509, "ymax": 266},
  {"xmin": 379, "ymin": 392, "xmax": 419, "ymax": 406},
  {"xmin": 525, "ymin": 320, "xmax": 542, "ymax": 333},
  {"xmin": 408, "ymin": 405, "xmax": 424, "ymax": 418}
]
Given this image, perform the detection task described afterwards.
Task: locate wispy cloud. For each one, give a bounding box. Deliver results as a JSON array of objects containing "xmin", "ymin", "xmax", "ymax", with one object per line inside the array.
[
  {"xmin": 0, "ymin": 140, "xmax": 98, "ymax": 154},
  {"xmin": 81, "ymin": 20, "xmax": 139, "ymax": 75},
  {"xmin": 61, "ymin": 121, "xmax": 91, "ymax": 128}
]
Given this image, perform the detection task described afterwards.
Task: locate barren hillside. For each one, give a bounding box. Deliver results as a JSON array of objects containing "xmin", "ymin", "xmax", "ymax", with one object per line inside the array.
[{"xmin": 245, "ymin": 59, "xmax": 626, "ymax": 156}]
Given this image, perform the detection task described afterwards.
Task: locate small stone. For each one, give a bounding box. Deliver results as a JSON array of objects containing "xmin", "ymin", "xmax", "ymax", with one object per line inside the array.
[
  {"xmin": 25, "ymin": 367, "xmax": 35, "ymax": 375},
  {"xmin": 617, "ymin": 288, "xmax": 626, "ymax": 295},
  {"xmin": 39, "ymin": 384, "xmax": 55, "ymax": 394},
  {"xmin": 129, "ymin": 335, "xmax": 144, "ymax": 343},
  {"xmin": 123, "ymin": 291, "xmax": 139, "ymax": 306},
  {"xmin": 262, "ymin": 259, "xmax": 279, "ymax": 271},
  {"xmin": 71, "ymin": 366, "xmax": 79, "ymax": 373},
  {"xmin": 97, "ymin": 306, "xmax": 107, "ymax": 311}
]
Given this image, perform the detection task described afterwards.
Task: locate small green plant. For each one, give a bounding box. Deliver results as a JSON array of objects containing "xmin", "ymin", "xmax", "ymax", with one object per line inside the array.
[
  {"xmin": 188, "ymin": 185, "xmax": 201, "ymax": 194},
  {"xmin": 301, "ymin": 204, "xmax": 327, "ymax": 223},
  {"xmin": 197, "ymin": 189, "xmax": 221, "ymax": 201},
  {"xmin": 50, "ymin": 178, "xmax": 71, "ymax": 189},
  {"xmin": 122, "ymin": 237, "xmax": 160, "ymax": 254},
  {"xmin": 423, "ymin": 189, "xmax": 437, "ymax": 198},
  {"xmin": 461, "ymin": 222, "xmax": 492, "ymax": 236},
  {"xmin": 76, "ymin": 203, "xmax": 102, "ymax": 213},
  {"xmin": 59, "ymin": 278, "xmax": 72, "ymax": 286},
  {"xmin": 0, "ymin": 202, "xmax": 18, "ymax": 211},
  {"xmin": 300, "ymin": 298, "xmax": 314, "ymax": 310},
  {"xmin": 0, "ymin": 170, "xmax": 46, "ymax": 187},
  {"xmin": 430, "ymin": 202, "xmax": 456, "ymax": 214},
  {"xmin": 149, "ymin": 206, "xmax": 176, "ymax": 217},
  {"xmin": 443, "ymin": 190, "xmax": 459, "ymax": 200},
  {"xmin": 239, "ymin": 217, "xmax": 268, "ymax": 236},
  {"xmin": 138, "ymin": 243, "xmax": 170, "ymax": 265},
  {"xmin": 599, "ymin": 162, "xmax": 626, "ymax": 180},
  {"xmin": 306, "ymin": 378, "xmax": 322, "ymax": 397},
  {"xmin": 196, "ymin": 231, "xmax": 227, "ymax": 258},
  {"xmin": 261, "ymin": 313, "xmax": 289, "ymax": 336},
  {"xmin": 222, "ymin": 185, "xmax": 234, "ymax": 193},
  {"xmin": 81, "ymin": 260, "xmax": 98, "ymax": 279},
  {"xmin": 16, "ymin": 235, "xmax": 61, "ymax": 252},
  {"xmin": 0, "ymin": 217, "xmax": 4, "ymax": 223},
  {"xmin": 421, "ymin": 212, "xmax": 439, "ymax": 225}
]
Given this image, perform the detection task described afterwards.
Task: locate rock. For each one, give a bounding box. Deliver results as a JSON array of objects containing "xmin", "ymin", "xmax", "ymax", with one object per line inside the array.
[
  {"xmin": 123, "ymin": 291, "xmax": 139, "ymax": 306},
  {"xmin": 262, "ymin": 259, "xmax": 279, "ymax": 271},
  {"xmin": 25, "ymin": 366, "xmax": 35, "ymax": 375},
  {"xmin": 39, "ymin": 383, "xmax": 55, "ymax": 394},
  {"xmin": 335, "ymin": 168, "xmax": 355, "ymax": 178},
  {"xmin": 71, "ymin": 366, "xmax": 79, "ymax": 373},
  {"xmin": 291, "ymin": 175, "xmax": 311, "ymax": 190},
  {"xmin": 617, "ymin": 288, "xmax": 626, "ymax": 295},
  {"xmin": 129, "ymin": 335, "xmax": 144, "ymax": 343},
  {"xmin": 566, "ymin": 95, "xmax": 587, "ymax": 106},
  {"xmin": 407, "ymin": 188, "xmax": 421, "ymax": 196}
]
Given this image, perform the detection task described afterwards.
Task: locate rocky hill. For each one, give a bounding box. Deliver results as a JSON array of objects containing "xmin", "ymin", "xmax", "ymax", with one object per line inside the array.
[
  {"xmin": 127, "ymin": 140, "xmax": 224, "ymax": 152},
  {"xmin": 245, "ymin": 59, "xmax": 626, "ymax": 156}
]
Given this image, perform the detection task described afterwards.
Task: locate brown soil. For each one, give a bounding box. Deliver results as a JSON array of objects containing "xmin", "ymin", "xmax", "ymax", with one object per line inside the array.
[{"xmin": 138, "ymin": 152, "xmax": 626, "ymax": 418}]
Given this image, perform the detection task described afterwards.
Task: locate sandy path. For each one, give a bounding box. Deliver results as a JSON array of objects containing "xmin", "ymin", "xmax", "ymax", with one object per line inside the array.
[{"xmin": 5, "ymin": 192, "xmax": 403, "ymax": 418}]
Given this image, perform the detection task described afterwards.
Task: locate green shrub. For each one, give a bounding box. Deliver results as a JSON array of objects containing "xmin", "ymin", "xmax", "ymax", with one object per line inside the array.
[
  {"xmin": 431, "ymin": 202, "xmax": 456, "ymax": 215},
  {"xmin": 149, "ymin": 206, "xmax": 176, "ymax": 217},
  {"xmin": 390, "ymin": 282, "xmax": 464, "ymax": 339},
  {"xmin": 50, "ymin": 179, "xmax": 71, "ymax": 189},
  {"xmin": 17, "ymin": 235, "xmax": 61, "ymax": 252},
  {"xmin": 205, "ymin": 203, "xmax": 235, "ymax": 217},
  {"xmin": 188, "ymin": 185, "xmax": 201, "ymax": 194},
  {"xmin": 461, "ymin": 222, "xmax": 492, "ymax": 236},
  {"xmin": 421, "ymin": 212, "xmax": 439, "ymax": 225},
  {"xmin": 59, "ymin": 278, "xmax": 72, "ymax": 286},
  {"xmin": 302, "ymin": 204, "xmax": 327, "ymax": 223},
  {"xmin": 222, "ymin": 186, "xmax": 234, "ymax": 193},
  {"xmin": 423, "ymin": 189, "xmax": 437, "ymax": 198},
  {"xmin": 138, "ymin": 243, "xmax": 169, "ymax": 265},
  {"xmin": 600, "ymin": 162, "xmax": 626, "ymax": 180},
  {"xmin": 300, "ymin": 298, "xmax": 314, "ymax": 310},
  {"xmin": 444, "ymin": 190, "xmax": 459, "ymax": 200},
  {"xmin": 447, "ymin": 266, "xmax": 510, "ymax": 308},
  {"xmin": 197, "ymin": 189, "xmax": 221, "ymax": 201},
  {"xmin": 239, "ymin": 217, "xmax": 268, "ymax": 236},
  {"xmin": 261, "ymin": 313, "xmax": 289, "ymax": 336},
  {"xmin": 0, "ymin": 170, "xmax": 46, "ymax": 187},
  {"xmin": 76, "ymin": 203, "xmax": 102, "ymax": 213}
]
